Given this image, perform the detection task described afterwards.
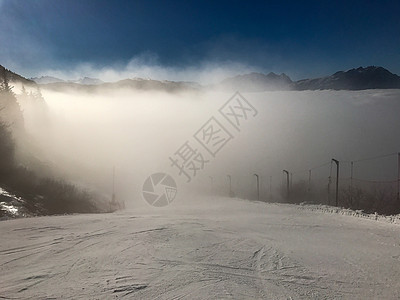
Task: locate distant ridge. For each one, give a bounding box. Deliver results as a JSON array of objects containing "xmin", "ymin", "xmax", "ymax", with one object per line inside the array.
[
  {"xmin": 295, "ymin": 66, "xmax": 400, "ymax": 90},
  {"xmin": 73, "ymin": 77, "xmax": 104, "ymax": 85},
  {"xmin": 217, "ymin": 66, "xmax": 400, "ymax": 91},
  {"xmin": 218, "ymin": 72, "xmax": 292, "ymax": 92},
  {"xmin": 37, "ymin": 78, "xmax": 200, "ymax": 93},
  {"xmin": 31, "ymin": 76, "xmax": 104, "ymax": 85},
  {"xmin": 2, "ymin": 64, "xmax": 400, "ymax": 92},
  {"xmin": 30, "ymin": 76, "xmax": 64, "ymax": 84}
]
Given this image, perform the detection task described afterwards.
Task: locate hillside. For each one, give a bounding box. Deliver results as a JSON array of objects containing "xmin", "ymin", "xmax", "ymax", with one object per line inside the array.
[{"xmin": 0, "ymin": 65, "xmax": 36, "ymax": 86}]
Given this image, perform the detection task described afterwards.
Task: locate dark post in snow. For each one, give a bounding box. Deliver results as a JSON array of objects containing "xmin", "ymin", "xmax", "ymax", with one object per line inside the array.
[
  {"xmin": 112, "ymin": 166, "xmax": 115, "ymax": 197},
  {"xmin": 227, "ymin": 175, "xmax": 233, "ymax": 197},
  {"xmin": 350, "ymin": 161, "xmax": 354, "ymax": 206},
  {"xmin": 254, "ymin": 173, "xmax": 260, "ymax": 201},
  {"xmin": 269, "ymin": 175, "xmax": 273, "ymax": 200},
  {"xmin": 110, "ymin": 166, "xmax": 117, "ymax": 212},
  {"xmin": 283, "ymin": 170, "xmax": 290, "ymax": 199},
  {"xmin": 308, "ymin": 169, "xmax": 312, "ymax": 193},
  {"xmin": 332, "ymin": 159, "xmax": 339, "ymax": 207},
  {"xmin": 397, "ymin": 153, "xmax": 400, "ymax": 202}
]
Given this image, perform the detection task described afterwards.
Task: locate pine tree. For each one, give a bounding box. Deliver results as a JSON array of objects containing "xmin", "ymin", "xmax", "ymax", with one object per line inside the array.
[
  {"xmin": 0, "ymin": 67, "xmax": 15, "ymax": 95},
  {"xmin": 0, "ymin": 68, "xmax": 24, "ymax": 130},
  {"xmin": 0, "ymin": 69, "xmax": 16, "ymax": 174},
  {"xmin": 0, "ymin": 115, "xmax": 15, "ymax": 175},
  {"xmin": 33, "ymin": 86, "xmax": 45, "ymax": 102},
  {"xmin": 21, "ymin": 85, "xmax": 28, "ymax": 96}
]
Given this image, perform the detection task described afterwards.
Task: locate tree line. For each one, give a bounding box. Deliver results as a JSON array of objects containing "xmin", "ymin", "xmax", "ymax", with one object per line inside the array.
[{"xmin": 0, "ymin": 68, "xmax": 104, "ymax": 217}]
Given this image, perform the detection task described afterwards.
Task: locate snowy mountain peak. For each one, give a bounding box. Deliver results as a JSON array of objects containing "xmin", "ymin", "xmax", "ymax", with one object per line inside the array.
[
  {"xmin": 31, "ymin": 76, "xmax": 65, "ymax": 84},
  {"xmin": 72, "ymin": 77, "xmax": 104, "ymax": 85},
  {"xmin": 218, "ymin": 72, "xmax": 293, "ymax": 92},
  {"xmin": 296, "ymin": 66, "xmax": 400, "ymax": 90}
]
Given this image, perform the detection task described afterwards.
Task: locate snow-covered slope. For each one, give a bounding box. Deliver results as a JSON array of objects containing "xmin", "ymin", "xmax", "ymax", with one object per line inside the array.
[
  {"xmin": 1, "ymin": 196, "xmax": 399, "ymax": 299},
  {"xmin": 0, "ymin": 187, "xmax": 37, "ymax": 219}
]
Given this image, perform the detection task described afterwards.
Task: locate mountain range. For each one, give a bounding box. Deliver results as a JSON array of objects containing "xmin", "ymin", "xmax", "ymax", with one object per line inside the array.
[
  {"xmin": 31, "ymin": 76, "xmax": 104, "ymax": 85},
  {"xmin": 217, "ymin": 72, "xmax": 293, "ymax": 92},
  {"xmin": 218, "ymin": 66, "xmax": 400, "ymax": 92},
  {"xmin": 32, "ymin": 78, "xmax": 201, "ymax": 93},
  {"xmin": 295, "ymin": 66, "xmax": 400, "ymax": 91},
  {"xmin": 2, "ymin": 64, "xmax": 400, "ymax": 92}
]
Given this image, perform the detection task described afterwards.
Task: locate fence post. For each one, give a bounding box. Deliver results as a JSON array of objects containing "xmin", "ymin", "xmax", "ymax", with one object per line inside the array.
[
  {"xmin": 227, "ymin": 175, "xmax": 232, "ymax": 197},
  {"xmin": 269, "ymin": 176, "xmax": 273, "ymax": 200},
  {"xmin": 254, "ymin": 174, "xmax": 260, "ymax": 201},
  {"xmin": 332, "ymin": 159, "xmax": 339, "ymax": 207},
  {"xmin": 283, "ymin": 170, "xmax": 290, "ymax": 199},
  {"xmin": 327, "ymin": 175, "xmax": 331, "ymax": 205},
  {"xmin": 397, "ymin": 153, "xmax": 400, "ymax": 202},
  {"xmin": 350, "ymin": 161, "xmax": 353, "ymax": 206}
]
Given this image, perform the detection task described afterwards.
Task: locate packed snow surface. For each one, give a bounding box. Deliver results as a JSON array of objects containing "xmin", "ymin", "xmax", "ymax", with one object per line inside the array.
[{"xmin": 1, "ymin": 196, "xmax": 399, "ymax": 299}]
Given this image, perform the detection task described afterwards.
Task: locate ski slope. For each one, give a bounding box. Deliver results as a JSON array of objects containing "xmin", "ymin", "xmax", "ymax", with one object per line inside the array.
[{"xmin": 1, "ymin": 197, "xmax": 399, "ymax": 299}]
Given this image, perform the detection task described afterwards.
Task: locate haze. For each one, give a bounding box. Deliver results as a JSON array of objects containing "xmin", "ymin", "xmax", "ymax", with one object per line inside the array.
[{"xmin": 15, "ymin": 85, "xmax": 400, "ymax": 208}]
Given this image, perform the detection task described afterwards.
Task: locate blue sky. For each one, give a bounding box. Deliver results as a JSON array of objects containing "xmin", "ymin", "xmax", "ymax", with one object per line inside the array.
[{"xmin": 1, "ymin": 0, "xmax": 399, "ymax": 81}]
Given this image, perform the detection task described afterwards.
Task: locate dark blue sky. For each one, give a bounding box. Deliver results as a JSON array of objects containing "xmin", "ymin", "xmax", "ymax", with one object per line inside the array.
[{"xmin": 1, "ymin": 0, "xmax": 399, "ymax": 80}]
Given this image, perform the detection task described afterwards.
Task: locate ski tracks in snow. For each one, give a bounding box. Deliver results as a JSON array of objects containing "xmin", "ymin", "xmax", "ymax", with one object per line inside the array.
[{"xmin": 1, "ymin": 199, "xmax": 400, "ymax": 299}]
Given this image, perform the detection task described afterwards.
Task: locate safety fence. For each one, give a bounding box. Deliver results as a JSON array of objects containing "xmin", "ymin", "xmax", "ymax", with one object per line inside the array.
[{"xmin": 206, "ymin": 152, "xmax": 400, "ymax": 215}]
